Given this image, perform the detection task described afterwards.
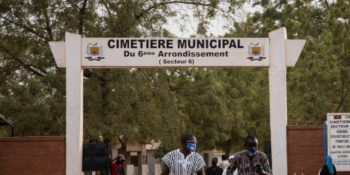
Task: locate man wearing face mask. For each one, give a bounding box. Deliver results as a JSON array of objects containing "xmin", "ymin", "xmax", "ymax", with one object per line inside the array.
[
  {"xmin": 111, "ymin": 154, "xmax": 126, "ymax": 175},
  {"xmin": 206, "ymin": 157, "xmax": 223, "ymax": 175},
  {"xmin": 161, "ymin": 133, "xmax": 206, "ymax": 175},
  {"xmin": 226, "ymin": 135, "xmax": 272, "ymax": 175}
]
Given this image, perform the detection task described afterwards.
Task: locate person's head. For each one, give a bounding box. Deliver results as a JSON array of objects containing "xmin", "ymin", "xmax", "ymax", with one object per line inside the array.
[
  {"xmin": 325, "ymin": 155, "xmax": 332, "ymax": 163},
  {"xmin": 221, "ymin": 154, "xmax": 227, "ymax": 161},
  {"xmin": 181, "ymin": 133, "xmax": 197, "ymax": 152},
  {"xmin": 325, "ymin": 156, "xmax": 335, "ymax": 174},
  {"xmin": 211, "ymin": 157, "xmax": 218, "ymax": 166},
  {"xmin": 116, "ymin": 154, "xmax": 125, "ymax": 164},
  {"xmin": 244, "ymin": 135, "xmax": 258, "ymax": 156}
]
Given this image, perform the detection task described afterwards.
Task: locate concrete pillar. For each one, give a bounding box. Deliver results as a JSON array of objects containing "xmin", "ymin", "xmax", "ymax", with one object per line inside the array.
[
  {"xmin": 137, "ymin": 144, "xmax": 147, "ymax": 175},
  {"xmin": 66, "ymin": 32, "xmax": 83, "ymax": 175},
  {"xmin": 141, "ymin": 165, "xmax": 150, "ymax": 175},
  {"xmin": 127, "ymin": 165, "xmax": 135, "ymax": 175},
  {"xmin": 154, "ymin": 164, "xmax": 161, "ymax": 175},
  {"xmin": 65, "ymin": 32, "xmax": 84, "ymax": 175},
  {"xmin": 268, "ymin": 27, "xmax": 288, "ymax": 174}
]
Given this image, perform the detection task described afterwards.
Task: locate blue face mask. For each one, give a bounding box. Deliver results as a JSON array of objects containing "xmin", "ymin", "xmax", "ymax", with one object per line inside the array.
[
  {"xmin": 246, "ymin": 150, "xmax": 257, "ymax": 156},
  {"xmin": 187, "ymin": 143, "xmax": 196, "ymax": 152}
]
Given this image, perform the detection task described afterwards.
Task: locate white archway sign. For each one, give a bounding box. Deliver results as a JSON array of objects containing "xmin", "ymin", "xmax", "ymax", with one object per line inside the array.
[{"xmin": 49, "ymin": 27, "xmax": 305, "ymax": 175}]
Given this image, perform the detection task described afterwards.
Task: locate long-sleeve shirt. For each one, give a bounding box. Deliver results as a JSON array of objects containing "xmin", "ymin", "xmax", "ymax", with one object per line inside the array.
[{"xmin": 226, "ymin": 151, "xmax": 272, "ymax": 175}]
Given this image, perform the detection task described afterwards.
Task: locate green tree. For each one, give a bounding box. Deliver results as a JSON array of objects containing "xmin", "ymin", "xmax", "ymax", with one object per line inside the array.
[
  {"xmin": 0, "ymin": 0, "xmax": 253, "ymax": 153},
  {"xmin": 239, "ymin": 0, "xmax": 350, "ymax": 125}
]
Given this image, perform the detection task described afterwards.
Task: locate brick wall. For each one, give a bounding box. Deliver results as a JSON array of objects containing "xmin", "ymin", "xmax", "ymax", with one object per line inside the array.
[
  {"xmin": 0, "ymin": 136, "xmax": 65, "ymax": 175},
  {"xmin": 1, "ymin": 127, "xmax": 349, "ymax": 175},
  {"xmin": 287, "ymin": 125, "xmax": 349, "ymax": 175}
]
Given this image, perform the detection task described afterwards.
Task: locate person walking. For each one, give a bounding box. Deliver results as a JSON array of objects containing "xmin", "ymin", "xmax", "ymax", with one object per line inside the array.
[
  {"xmin": 206, "ymin": 157, "xmax": 223, "ymax": 175},
  {"xmin": 161, "ymin": 133, "xmax": 206, "ymax": 175},
  {"xmin": 319, "ymin": 156, "xmax": 337, "ymax": 175},
  {"xmin": 226, "ymin": 135, "xmax": 272, "ymax": 175},
  {"xmin": 111, "ymin": 154, "xmax": 126, "ymax": 175},
  {"xmin": 218, "ymin": 155, "xmax": 230, "ymax": 169}
]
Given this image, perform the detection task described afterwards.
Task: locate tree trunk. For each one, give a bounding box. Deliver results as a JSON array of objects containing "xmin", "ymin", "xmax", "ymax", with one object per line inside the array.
[{"xmin": 225, "ymin": 141, "xmax": 232, "ymax": 158}]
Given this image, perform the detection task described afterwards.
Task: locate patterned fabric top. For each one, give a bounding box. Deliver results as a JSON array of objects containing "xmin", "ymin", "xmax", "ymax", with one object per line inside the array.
[
  {"xmin": 162, "ymin": 149, "xmax": 206, "ymax": 175},
  {"xmin": 226, "ymin": 151, "xmax": 272, "ymax": 175}
]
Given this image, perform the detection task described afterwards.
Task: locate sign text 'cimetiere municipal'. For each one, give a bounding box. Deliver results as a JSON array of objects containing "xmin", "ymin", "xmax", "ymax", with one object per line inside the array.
[{"xmin": 81, "ymin": 38, "xmax": 269, "ymax": 68}]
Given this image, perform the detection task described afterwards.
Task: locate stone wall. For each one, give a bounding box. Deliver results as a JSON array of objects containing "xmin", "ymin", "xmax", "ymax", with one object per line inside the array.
[
  {"xmin": 0, "ymin": 136, "xmax": 65, "ymax": 175},
  {"xmin": 287, "ymin": 125, "xmax": 349, "ymax": 175}
]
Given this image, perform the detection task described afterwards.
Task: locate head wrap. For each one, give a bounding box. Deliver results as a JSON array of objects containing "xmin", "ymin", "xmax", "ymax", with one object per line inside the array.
[
  {"xmin": 229, "ymin": 156, "xmax": 234, "ymax": 163},
  {"xmin": 325, "ymin": 155, "xmax": 334, "ymax": 174}
]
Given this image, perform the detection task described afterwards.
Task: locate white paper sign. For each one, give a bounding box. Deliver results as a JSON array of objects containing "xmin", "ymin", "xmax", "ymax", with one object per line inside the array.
[
  {"xmin": 327, "ymin": 113, "xmax": 350, "ymax": 171},
  {"xmin": 81, "ymin": 38, "xmax": 269, "ymax": 68}
]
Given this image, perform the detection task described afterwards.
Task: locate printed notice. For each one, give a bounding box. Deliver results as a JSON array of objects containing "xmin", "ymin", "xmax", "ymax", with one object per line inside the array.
[{"xmin": 327, "ymin": 113, "xmax": 350, "ymax": 171}]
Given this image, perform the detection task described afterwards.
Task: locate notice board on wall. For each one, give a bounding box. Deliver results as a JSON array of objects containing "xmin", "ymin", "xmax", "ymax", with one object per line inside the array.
[{"xmin": 327, "ymin": 113, "xmax": 350, "ymax": 171}]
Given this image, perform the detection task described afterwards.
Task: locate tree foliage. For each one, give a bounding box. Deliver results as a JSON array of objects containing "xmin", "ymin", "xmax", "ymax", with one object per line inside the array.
[
  {"xmin": 244, "ymin": 0, "xmax": 350, "ymax": 125},
  {"xmin": 0, "ymin": 0, "xmax": 252, "ymax": 153}
]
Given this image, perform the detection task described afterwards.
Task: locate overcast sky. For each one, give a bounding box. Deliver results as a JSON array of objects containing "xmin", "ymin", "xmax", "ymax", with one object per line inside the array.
[{"xmin": 164, "ymin": 2, "xmax": 263, "ymax": 38}]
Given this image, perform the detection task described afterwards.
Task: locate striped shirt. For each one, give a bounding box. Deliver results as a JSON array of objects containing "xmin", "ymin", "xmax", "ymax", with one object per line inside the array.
[
  {"xmin": 162, "ymin": 149, "xmax": 206, "ymax": 175},
  {"xmin": 226, "ymin": 151, "xmax": 272, "ymax": 175}
]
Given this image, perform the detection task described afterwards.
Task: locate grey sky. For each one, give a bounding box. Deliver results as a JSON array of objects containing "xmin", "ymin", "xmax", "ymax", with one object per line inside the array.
[{"xmin": 164, "ymin": 2, "xmax": 263, "ymax": 37}]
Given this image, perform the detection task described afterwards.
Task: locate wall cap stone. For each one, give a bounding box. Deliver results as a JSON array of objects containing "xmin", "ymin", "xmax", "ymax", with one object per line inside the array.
[
  {"xmin": 287, "ymin": 125, "xmax": 322, "ymax": 130},
  {"xmin": 0, "ymin": 136, "xmax": 65, "ymax": 142}
]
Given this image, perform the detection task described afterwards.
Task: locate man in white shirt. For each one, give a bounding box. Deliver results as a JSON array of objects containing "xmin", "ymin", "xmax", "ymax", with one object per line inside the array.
[
  {"xmin": 218, "ymin": 155, "xmax": 230, "ymax": 169},
  {"xmin": 161, "ymin": 133, "xmax": 206, "ymax": 175}
]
